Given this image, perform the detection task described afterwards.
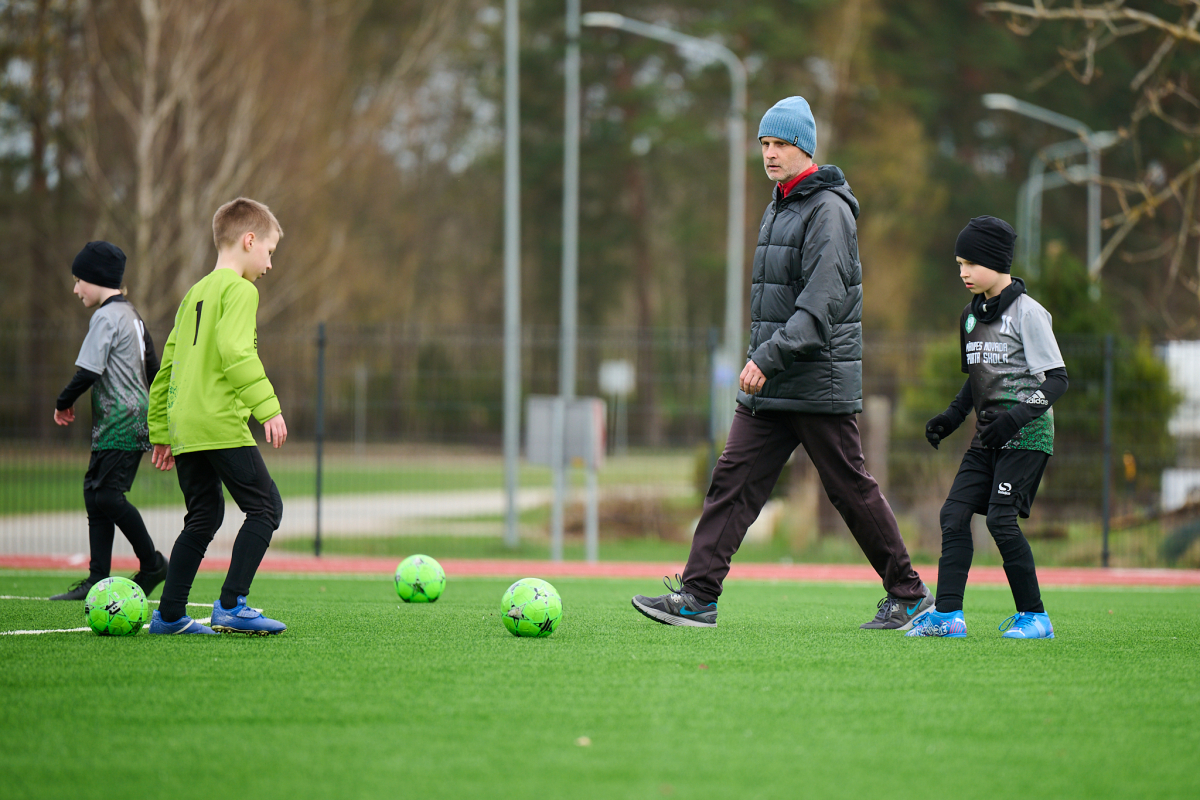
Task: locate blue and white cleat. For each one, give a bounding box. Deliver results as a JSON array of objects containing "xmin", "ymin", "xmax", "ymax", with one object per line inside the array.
[
  {"xmin": 210, "ymin": 596, "xmax": 286, "ymax": 635},
  {"xmin": 148, "ymin": 610, "xmax": 218, "ymax": 635},
  {"xmin": 905, "ymin": 609, "xmax": 967, "ymax": 638},
  {"xmin": 999, "ymin": 611, "xmax": 1054, "ymax": 639}
]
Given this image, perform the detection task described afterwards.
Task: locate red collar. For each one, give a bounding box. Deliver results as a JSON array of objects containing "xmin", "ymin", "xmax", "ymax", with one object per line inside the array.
[{"xmin": 778, "ymin": 163, "xmax": 819, "ymax": 197}]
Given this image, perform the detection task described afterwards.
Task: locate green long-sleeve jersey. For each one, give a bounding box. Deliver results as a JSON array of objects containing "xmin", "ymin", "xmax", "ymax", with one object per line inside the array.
[{"xmin": 148, "ymin": 268, "xmax": 280, "ymax": 453}]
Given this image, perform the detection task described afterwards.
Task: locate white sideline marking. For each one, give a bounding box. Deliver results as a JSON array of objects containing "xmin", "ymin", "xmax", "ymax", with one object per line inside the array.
[
  {"xmin": 1, "ymin": 596, "xmax": 210, "ymax": 609},
  {"xmin": 1, "ymin": 617, "xmax": 213, "ymax": 636}
]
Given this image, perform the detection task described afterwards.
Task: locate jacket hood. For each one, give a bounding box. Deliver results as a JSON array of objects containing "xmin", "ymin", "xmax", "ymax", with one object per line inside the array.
[
  {"xmin": 970, "ymin": 276, "xmax": 1026, "ymax": 323},
  {"xmin": 775, "ymin": 164, "xmax": 860, "ymax": 219}
]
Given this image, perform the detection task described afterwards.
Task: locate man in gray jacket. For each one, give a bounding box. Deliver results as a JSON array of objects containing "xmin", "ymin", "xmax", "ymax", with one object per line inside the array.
[{"xmin": 632, "ymin": 96, "xmax": 932, "ymax": 630}]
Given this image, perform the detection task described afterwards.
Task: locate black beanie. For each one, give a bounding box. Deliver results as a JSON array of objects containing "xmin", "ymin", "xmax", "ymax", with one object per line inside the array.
[
  {"xmin": 954, "ymin": 216, "xmax": 1016, "ymax": 274},
  {"xmin": 71, "ymin": 241, "xmax": 126, "ymax": 289}
]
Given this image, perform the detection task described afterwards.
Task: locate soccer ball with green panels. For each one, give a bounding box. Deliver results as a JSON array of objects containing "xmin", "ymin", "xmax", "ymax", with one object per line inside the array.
[
  {"xmin": 500, "ymin": 578, "xmax": 562, "ymax": 637},
  {"xmin": 394, "ymin": 554, "xmax": 446, "ymax": 603},
  {"xmin": 84, "ymin": 576, "xmax": 150, "ymax": 636}
]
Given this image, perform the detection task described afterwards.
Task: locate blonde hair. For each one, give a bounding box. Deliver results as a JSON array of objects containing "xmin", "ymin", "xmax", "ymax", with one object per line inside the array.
[{"xmin": 212, "ymin": 197, "xmax": 283, "ymax": 250}]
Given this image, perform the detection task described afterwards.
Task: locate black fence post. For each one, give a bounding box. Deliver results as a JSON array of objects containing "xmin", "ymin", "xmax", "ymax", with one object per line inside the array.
[
  {"xmin": 707, "ymin": 326, "xmax": 719, "ymax": 485},
  {"xmin": 1101, "ymin": 332, "xmax": 1113, "ymax": 568},
  {"xmin": 315, "ymin": 322, "xmax": 326, "ymax": 558}
]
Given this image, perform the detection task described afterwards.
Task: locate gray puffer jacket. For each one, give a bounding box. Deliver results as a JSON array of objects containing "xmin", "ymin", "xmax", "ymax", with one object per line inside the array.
[{"xmin": 738, "ymin": 164, "xmax": 863, "ymax": 414}]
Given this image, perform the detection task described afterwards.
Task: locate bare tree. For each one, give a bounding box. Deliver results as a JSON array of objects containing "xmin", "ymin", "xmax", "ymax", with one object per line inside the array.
[
  {"xmin": 982, "ymin": 0, "xmax": 1200, "ymax": 329},
  {"xmin": 78, "ymin": 0, "xmax": 463, "ymax": 327}
]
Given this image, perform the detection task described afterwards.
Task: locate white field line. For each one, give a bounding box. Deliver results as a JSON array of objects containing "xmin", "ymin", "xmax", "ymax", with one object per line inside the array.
[
  {"xmin": 1, "ymin": 595, "xmax": 210, "ymax": 608},
  {"xmin": 0, "ymin": 595, "xmax": 245, "ymax": 636},
  {"xmin": 2, "ymin": 617, "xmax": 213, "ymax": 636}
]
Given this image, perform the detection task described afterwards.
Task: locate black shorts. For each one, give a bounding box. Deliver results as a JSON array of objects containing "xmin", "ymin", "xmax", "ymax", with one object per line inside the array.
[
  {"xmin": 83, "ymin": 449, "xmax": 145, "ymax": 493},
  {"xmin": 945, "ymin": 447, "xmax": 1049, "ymax": 520}
]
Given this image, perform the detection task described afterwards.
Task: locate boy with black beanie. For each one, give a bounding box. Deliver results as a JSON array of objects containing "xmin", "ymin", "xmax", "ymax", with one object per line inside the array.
[
  {"xmin": 908, "ymin": 216, "xmax": 1067, "ymax": 640},
  {"xmin": 50, "ymin": 241, "xmax": 168, "ymax": 601}
]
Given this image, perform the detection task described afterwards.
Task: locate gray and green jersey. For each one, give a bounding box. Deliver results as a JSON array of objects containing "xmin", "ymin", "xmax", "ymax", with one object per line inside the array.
[
  {"xmin": 960, "ymin": 293, "xmax": 1064, "ymax": 455},
  {"xmin": 76, "ymin": 296, "xmax": 154, "ymax": 451}
]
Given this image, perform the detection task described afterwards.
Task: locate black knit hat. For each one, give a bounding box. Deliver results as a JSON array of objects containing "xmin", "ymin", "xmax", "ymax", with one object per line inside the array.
[
  {"xmin": 71, "ymin": 241, "xmax": 126, "ymax": 289},
  {"xmin": 954, "ymin": 216, "xmax": 1016, "ymax": 274}
]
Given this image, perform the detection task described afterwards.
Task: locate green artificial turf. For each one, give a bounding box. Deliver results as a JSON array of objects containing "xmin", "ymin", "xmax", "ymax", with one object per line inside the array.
[{"xmin": 1, "ymin": 572, "xmax": 1197, "ymax": 800}]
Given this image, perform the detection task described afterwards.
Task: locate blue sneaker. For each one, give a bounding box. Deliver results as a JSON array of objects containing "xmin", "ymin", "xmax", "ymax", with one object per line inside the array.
[
  {"xmin": 999, "ymin": 611, "xmax": 1054, "ymax": 639},
  {"xmin": 210, "ymin": 597, "xmax": 286, "ymax": 635},
  {"xmin": 148, "ymin": 610, "xmax": 218, "ymax": 635},
  {"xmin": 905, "ymin": 609, "xmax": 967, "ymax": 638}
]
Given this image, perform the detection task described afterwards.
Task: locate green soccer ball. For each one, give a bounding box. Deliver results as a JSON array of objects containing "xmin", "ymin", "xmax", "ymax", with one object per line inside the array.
[
  {"xmin": 84, "ymin": 577, "xmax": 150, "ymax": 636},
  {"xmin": 394, "ymin": 554, "xmax": 446, "ymax": 603},
  {"xmin": 500, "ymin": 578, "xmax": 562, "ymax": 637}
]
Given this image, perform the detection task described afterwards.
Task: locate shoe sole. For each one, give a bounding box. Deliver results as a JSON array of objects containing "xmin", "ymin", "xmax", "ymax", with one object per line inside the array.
[
  {"xmin": 630, "ymin": 598, "xmax": 716, "ymax": 628},
  {"xmin": 211, "ymin": 625, "xmax": 285, "ymax": 636},
  {"xmin": 1001, "ymin": 633, "xmax": 1054, "ymax": 639},
  {"xmin": 861, "ymin": 603, "xmax": 935, "ymax": 631}
]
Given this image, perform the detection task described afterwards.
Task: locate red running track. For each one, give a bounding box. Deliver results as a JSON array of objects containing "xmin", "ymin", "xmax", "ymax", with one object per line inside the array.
[{"xmin": 3, "ymin": 554, "xmax": 1199, "ymax": 587}]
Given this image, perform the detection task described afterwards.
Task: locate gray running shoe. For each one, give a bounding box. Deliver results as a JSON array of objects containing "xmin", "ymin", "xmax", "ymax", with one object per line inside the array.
[
  {"xmin": 631, "ymin": 574, "xmax": 717, "ymax": 628},
  {"xmin": 861, "ymin": 586, "xmax": 934, "ymax": 630}
]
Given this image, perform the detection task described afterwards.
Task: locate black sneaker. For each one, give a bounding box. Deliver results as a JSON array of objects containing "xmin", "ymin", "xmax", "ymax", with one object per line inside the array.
[
  {"xmin": 50, "ymin": 578, "xmax": 94, "ymax": 601},
  {"xmin": 131, "ymin": 551, "xmax": 168, "ymax": 598},
  {"xmin": 861, "ymin": 585, "xmax": 934, "ymax": 631},
  {"xmin": 631, "ymin": 574, "xmax": 718, "ymax": 628}
]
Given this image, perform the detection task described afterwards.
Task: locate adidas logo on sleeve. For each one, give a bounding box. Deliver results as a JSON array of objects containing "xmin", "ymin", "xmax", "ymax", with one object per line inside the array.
[{"xmin": 1027, "ymin": 390, "xmax": 1048, "ymax": 406}]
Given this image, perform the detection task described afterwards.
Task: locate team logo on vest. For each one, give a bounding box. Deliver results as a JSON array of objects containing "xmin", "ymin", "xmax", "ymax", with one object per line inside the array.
[
  {"xmin": 965, "ymin": 314, "xmax": 976, "ymax": 333},
  {"xmin": 997, "ymin": 482, "xmax": 1012, "ymax": 496}
]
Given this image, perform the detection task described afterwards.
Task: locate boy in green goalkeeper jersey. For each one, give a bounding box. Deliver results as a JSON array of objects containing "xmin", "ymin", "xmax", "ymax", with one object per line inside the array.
[{"xmin": 146, "ymin": 197, "xmax": 289, "ymax": 635}]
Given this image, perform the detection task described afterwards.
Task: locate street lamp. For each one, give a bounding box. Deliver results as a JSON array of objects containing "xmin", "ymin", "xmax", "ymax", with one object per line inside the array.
[
  {"xmin": 582, "ymin": 12, "xmax": 748, "ymax": 433},
  {"xmin": 1017, "ymin": 131, "xmax": 1118, "ymax": 277},
  {"xmin": 982, "ymin": 93, "xmax": 1109, "ymax": 281}
]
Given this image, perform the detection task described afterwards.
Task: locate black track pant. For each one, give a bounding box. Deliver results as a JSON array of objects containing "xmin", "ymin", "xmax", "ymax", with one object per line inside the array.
[
  {"xmin": 159, "ymin": 446, "xmax": 282, "ymax": 622},
  {"xmin": 84, "ymin": 450, "xmax": 157, "ymax": 582},
  {"xmin": 682, "ymin": 404, "xmax": 924, "ymax": 605},
  {"xmin": 935, "ymin": 447, "xmax": 1048, "ymax": 614}
]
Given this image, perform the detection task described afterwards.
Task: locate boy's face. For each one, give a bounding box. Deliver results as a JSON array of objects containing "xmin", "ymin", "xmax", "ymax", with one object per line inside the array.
[
  {"xmin": 241, "ymin": 228, "xmax": 280, "ymax": 282},
  {"xmin": 72, "ymin": 277, "xmax": 105, "ymax": 308},
  {"xmin": 957, "ymin": 257, "xmax": 1006, "ymax": 297},
  {"xmin": 760, "ymin": 136, "xmax": 812, "ymax": 184}
]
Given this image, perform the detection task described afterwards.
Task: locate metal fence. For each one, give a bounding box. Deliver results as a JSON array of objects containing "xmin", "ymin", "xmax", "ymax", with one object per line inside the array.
[{"xmin": 2, "ymin": 321, "xmax": 1197, "ymax": 568}]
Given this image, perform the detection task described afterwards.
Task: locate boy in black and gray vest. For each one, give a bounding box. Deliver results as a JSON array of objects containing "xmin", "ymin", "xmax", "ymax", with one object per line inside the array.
[
  {"xmin": 908, "ymin": 216, "xmax": 1067, "ymax": 640},
  {"xmin": 50, "ymin": 242, "xmax": 168, "ymax": 601}
]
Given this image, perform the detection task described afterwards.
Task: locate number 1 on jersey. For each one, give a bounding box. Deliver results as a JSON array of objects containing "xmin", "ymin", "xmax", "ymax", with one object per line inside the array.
[{"xmin": 193, "ymin": 300, "xmax": 204, "ymax": 345}]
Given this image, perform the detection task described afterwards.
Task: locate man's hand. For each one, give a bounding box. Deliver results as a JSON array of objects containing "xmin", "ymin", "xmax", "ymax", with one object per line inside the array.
[
  {"xmin": 264, "ymin": 414, "xmax": 288, "ymax": 448},
  {"xmin": 151, "ymin": 444, "xmax": 174, "ymax": 471},
  {"xmin": 53, "ymin": 408, "xmax": 74, "ymax": 426},
  {"xmin": 978, "ymin": 407, "xmax": 1032, "ymax": 449},
  {"xmin": 739, "ymin": 360, "xmax": 767, "ymax": 395}
]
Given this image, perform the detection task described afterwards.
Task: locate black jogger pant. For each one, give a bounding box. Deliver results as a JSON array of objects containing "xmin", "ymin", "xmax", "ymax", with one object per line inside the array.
[
  {"xmin": 935, "ymin": 446, "xmax": 1048, "ymax": 614},
  {"xmin": 83, "ymin": 449, "xmax": 157, "ymax": 582},
  {"xmin": 159, "ymin": 446, "xmax": 283, "ymax": 622},
  {"xmin": 682, "ymin": 404, "xmax": 924, "ymax": 605}
]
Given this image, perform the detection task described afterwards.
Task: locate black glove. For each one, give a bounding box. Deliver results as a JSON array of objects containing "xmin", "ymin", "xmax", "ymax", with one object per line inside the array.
[
  {"xmin": 925, "ymin": 411, "xmax": 965, "ymax": 450},
  {"xmin": 978, "ymin": 406, "xmax": 1034, "ymax": 449}
]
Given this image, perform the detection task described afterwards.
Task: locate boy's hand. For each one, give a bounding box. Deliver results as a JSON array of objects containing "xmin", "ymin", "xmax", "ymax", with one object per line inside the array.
[
  {"xmin": 152, "ymin": 444, "xmax": 174, "ymax": 471},
  {"xmin": 924, "ymin": 412, "xmax": 960, "ymax": 449},
  {"xmin": 53, "ymin": 408, "xmax": 74, "ymax": 426},
  {"xmin": 739, "ymin": 360, "xmax": 767, "ymax": 395},
  {"xmin": 978, "ymin": 407, "xmax": 1033, "ymax": 449},
  {"xmin": 264, "ymin": 414, "xmax": 288, "ymax": 448}
]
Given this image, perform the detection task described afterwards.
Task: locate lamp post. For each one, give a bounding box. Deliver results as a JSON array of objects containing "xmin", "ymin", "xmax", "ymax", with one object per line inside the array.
[
  {"xmin": 582, "ymin": 12, "xmax": 748, "ymax": 431},
  {"xmin": 982, "ymin": 93, "xmax": 1108, "ymax": 281},
  {"xmin": 502, "ymin": 0, "xmax": 521, "ymax": 548},
  {"xmin": 1016, "ymin": 131, "xmax": 1118, "ymax": 277}
]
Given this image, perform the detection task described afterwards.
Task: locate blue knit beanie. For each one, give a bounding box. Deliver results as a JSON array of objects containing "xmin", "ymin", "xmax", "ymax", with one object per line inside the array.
[{"xmin": 758, "ymin": 96, "xmax": 817, "ymax": 157}]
